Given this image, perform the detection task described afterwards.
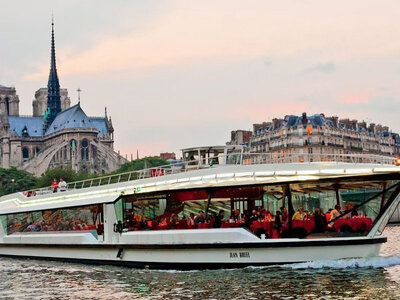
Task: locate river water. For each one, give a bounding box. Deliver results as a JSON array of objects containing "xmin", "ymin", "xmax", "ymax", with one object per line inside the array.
[{"xmin": 1, "ymin": 227, "xmax": 400, "ymax": 300}]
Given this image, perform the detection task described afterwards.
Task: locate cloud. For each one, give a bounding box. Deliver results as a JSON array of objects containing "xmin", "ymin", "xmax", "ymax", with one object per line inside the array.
[
  {"xmin": 5, "ymin": 0, "xmax": 400, "ymax": 156},
  {"xmin": 303, "ymin": 62, "xmax": 335, "ymax": 74},
  {"xmin": 231, "ymin": 101, "xmax": 312, "ymax": 121},
  {"xmin": 339, "ymin": 92, "xmax": 370, "ymax": 104},
  {"xmin": 21, "ymin": 0, "xmax": 400, "ymax": 81}
]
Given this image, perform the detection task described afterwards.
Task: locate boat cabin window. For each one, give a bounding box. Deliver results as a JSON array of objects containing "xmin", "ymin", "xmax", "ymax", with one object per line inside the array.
[
  {"xmin": 114, "ymin": 177, "xmax": 400, "ymax": 239},
  {"xmin": 2, "ymin": 204, "xmax": 104, "ymax": 237}
]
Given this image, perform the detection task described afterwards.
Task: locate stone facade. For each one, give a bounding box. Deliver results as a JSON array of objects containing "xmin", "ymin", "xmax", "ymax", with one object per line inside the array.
[
  {"xmin": 0, "ymin": 86, "xmax": 126, "ymax": 175},
  {"xmin": 0, "ymin": 22, "xmax": 127, "ymax": 176},
  {"xmin": 247, "ymin": 113, "xmax": 400, "ymax": 159},
  {"xmin": 0, "ymin": 85, "xmax": 19, "ymax": 116},
  {"xmin": 227, "ymin": 130, "xmax": 252, "ymax": 147},
  {"xmin": 32, "ymin": 88, "xmax": 71, "ymax": 117}
]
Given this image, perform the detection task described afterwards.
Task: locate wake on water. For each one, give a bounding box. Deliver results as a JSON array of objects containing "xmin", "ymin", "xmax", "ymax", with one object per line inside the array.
[
  {"xmin": 149, "ymin": 256, "xmax": 400, "ymax": 273},
  {"xmin": 283, "ymin": 255, "xmax": 400, "ymax": 270}
]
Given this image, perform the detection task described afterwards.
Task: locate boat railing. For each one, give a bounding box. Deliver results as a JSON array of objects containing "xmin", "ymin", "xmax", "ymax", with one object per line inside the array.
[{"xmin": 21, "ymin": 152, "xmax": 398, "ymax": 198}]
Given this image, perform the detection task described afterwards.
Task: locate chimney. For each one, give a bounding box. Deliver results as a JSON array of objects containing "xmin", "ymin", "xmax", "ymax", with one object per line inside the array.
[
  {"xmin": 302, "ymin": 112, "xmax": 307, "ymax": 125},
  {"xmin": 328, "ymin": 116, "xmax": 339, "ymax": 127},
  {"xmin": 272, "ymin": 118, "xmax": 279, "ymax": 129},
  {"xmin": 351, "ymin": 119, "xmax": 358, "ymax": 131},
  {"xmin": 369, "ymin": 123, "xmax": 376, "ymax": 133}
]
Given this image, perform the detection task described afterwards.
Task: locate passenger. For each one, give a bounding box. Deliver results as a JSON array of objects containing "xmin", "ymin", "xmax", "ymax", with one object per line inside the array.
[
  {"xmin": 187, "ymin": 213, "xmax": 196, "ymax": 227},
  {"xmin": 280, "ymin": 206, "xmax": 288, "ymax": 223},
  {"xmin": 229, "ymin": 211, "xmax": 236, "ymax": 223},
  {"xmin": 273, "ymin": 210, "xmax": 283, "ymax": 231},
  {"xmin": 159, "ymin": 217, "xmax": 168, "ymax": 227},
  {"xmin": 52, "ymin": 178, "xmax": 58, "ymax": 193},
  {"xmin": 351, "ymin": 207, "xmax": 359, "ymax": 218},
  {"xmin": 313, "ymin": 208, "xmax": 326, "ymax": 233},
  {"xmin": 330, "ymin": 204, "xmax": 341, "ymax": 220},
  {"xmin": 292, "ymin": 206, "xmax": 307, "ymax": 221},
  {"xmin": 208, "ymin": 212, "xmax": 216, "ymax": 227},
  {"xmin": 249, "ymin": 210, "xmax": 259, "ymax": 224},
  {"xmin": 195, "ymin": 211, "xmax": 206, "ymax": 226},
  {"xmin": 170, "ymin": 213, "xmax": 179, "ymax": 229},
  {"xmin": 234, "ymin": 209, "xmax": 242, "ymax": 222},
  {"xmin": 263, "ymin": 210, "xmax": 272, "ymax": 222},
  {"xmin": 58, "ymin": 178, "xmax": 67, "ymax": 192},
  {"xmin": 325, "ymin": 209, "xmax": 332, "ymax": 222},
  {"xmin": 213, "ymin": 210, "xmax": 225, "ymax": 228}
]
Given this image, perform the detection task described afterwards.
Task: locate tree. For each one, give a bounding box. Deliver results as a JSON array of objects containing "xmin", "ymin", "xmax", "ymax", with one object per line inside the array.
[
  {"xmin": 0, "ymin": 167, "xmax": 37, "ymax": 196},
  {"xmin": 35, "ymin": 168, "xmax": 92, "ymax": 188},
  {"xmin": 115, "ymin": 157, "xmax": 170, "ymax": 173}
]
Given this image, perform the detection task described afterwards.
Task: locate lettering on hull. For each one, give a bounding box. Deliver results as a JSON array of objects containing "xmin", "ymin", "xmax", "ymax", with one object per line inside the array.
[{"xmin": 229, "ymin": 252, "xmax": 250, "ymax": 259}]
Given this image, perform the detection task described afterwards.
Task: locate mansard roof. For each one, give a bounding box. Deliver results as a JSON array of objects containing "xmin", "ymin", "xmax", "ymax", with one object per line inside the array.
[
  {"xmin": 254, "ymin": 113, "xmax": 396, "ymax": 140},
  {"xmin": 282, "ymin": 114, "xmax": 328, "ymax": 129},
  {"xmin": 9, "ymin": 116, "xmax": 44, "ymax": 137}
]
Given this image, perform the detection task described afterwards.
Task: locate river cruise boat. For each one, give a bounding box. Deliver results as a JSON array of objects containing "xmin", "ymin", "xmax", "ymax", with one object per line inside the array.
[{"xmin": 0, "ymin": 149, "xmax": 399, "ymax": 269}]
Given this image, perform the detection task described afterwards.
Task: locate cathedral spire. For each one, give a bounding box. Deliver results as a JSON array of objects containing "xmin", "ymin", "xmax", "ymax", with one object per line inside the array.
[{"xmin": 44, "ymin": 17, "xmax": 61, "ymax": 130}]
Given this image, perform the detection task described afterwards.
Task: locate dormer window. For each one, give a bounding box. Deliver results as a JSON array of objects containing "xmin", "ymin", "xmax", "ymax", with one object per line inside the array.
[{"xmin": 21, "ymin": 126, "xmax": 30, "ymax": 137}]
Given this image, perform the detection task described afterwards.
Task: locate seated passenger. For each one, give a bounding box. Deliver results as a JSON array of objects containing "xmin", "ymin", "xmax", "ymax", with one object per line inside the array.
[
  {"xmin": 273, "ymin": 211, "xmax": 283, "ymax": 230},
  {"xmin": 159, "ymin": 217, "xmax": 168, "ymax": 227},
  {"xmin": 330, "ymin": 204, "xmax": 342, "ymax": 220},
  {"xmin": 342, "ymin": 203, "xmax": 352, "ymax": 219},
  {"xmin": 233, "ymin": 209, "xmax": 242, "ymax": 222},
  {"xmin": 261, "ymin": 210, "xmax": 272, "ymax": 222},
  {"xmin": 213, "ymin": 210, "xmax": 225, "ymax": 228},
  {"xmin": 325, "ymin": 209, "xmax": 332, "ymax": 222},
  {"xmin": 292, "ymin": 206, "xmax": 307, "ymax": 221},
  {"xmin": 170, "ymin": 213, "xmax": 179, "ymax": 229},
  {"xmin": 249, "ymin": 210, "xmax": 259, "ymax": 224},
  {"xmin": 351, "ymin": 207, "xmax": 359, "ymax": 218},
  {"xmin": 280, "ymin": 206, "xmax": 288, "ymax": 223},
  {"xmin": 187, "ymin": 213, "xmax": 196, "ymax": 227},
  {"xmin": 195, "ymin": 211, "xmax": 206, "ymax": 226},
  {"xmin": 313, "ymin": 208, "xmax": 326, "ymax": 233}
]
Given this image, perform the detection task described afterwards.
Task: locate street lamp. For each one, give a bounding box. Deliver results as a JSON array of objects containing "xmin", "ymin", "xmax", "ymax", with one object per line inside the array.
[{"xmin": 11, "ymin": 178, "xmax": 15, "ymax": 193}]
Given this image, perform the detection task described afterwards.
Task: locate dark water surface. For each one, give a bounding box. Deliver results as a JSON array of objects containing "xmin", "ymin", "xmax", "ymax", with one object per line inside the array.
[{"xmin": 1, "ymin": 227, "xmax": 400, "ymax": 299}]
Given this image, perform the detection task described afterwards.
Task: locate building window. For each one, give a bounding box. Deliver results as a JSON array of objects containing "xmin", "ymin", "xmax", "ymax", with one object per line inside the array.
[
  {"xmin": 81, "ymin": 139, "xmax": 89, "ymax": 160},
  {"xmin": 22, "ymin": 148, "xmax": 29, "ymax": 159},
  {"xmin": 5, "ymin": 97, "xmax": 9, "ymax": 115},
  {"xmin": 70, "ymin": 139, "xmax": 77, "ymax": 157}
]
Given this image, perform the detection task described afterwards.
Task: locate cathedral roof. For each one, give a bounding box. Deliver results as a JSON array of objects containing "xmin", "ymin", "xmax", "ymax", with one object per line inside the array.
[
  {"xmin": 89, "ymin": 117, "xmax": 109, "ymax": 136},
  {"xmin": 8, "ymin": 116, "xmax": 44, "ymax": 137},
  {"xmin": 45, "ymin": 103, "xmax": 92, "ymax": 135},
  {"xmin": 7, "ymin": 104, "xmax": 110, "ymax": 138}
]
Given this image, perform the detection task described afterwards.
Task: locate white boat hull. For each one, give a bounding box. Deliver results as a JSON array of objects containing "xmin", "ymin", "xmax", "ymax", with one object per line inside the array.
[{"xmin": 0, "ymin": 237, "xmax": 385, "ymax": 269}]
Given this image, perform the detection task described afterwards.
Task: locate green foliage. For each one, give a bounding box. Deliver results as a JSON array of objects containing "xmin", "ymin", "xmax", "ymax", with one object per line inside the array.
[
  {"xmin": 115, "ymin": 157, "xmax": 170, "ymax": 173},
  {"xmin": 35, "ymin": 168, "xmax": 93, "ymax": 188},
  {"xmin": 0, "ymin": 167, "xmax": 37, "ymax": 196}
]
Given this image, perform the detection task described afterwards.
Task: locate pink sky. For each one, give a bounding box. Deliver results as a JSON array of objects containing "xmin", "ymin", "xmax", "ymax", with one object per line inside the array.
[{"xmin": 1, "ymin": 1, "xmax": 400, "ymax": 157}]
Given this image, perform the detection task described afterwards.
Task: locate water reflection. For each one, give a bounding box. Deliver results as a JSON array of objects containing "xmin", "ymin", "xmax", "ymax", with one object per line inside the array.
[{"xmin": 0, "ymin": 227, "xmax": 399, "ymax": 299}]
